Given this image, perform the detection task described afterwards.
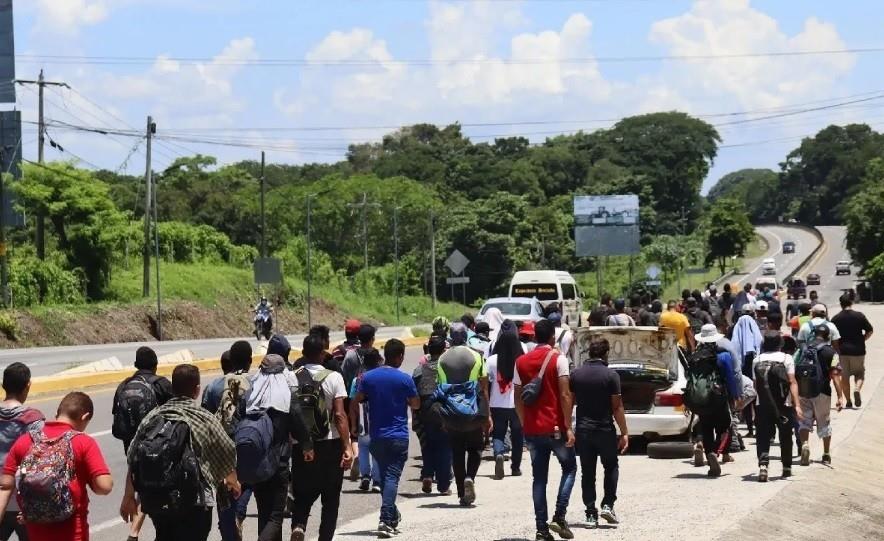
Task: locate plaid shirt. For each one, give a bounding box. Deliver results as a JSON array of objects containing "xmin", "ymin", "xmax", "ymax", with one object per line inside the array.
[{"xmin": 128, "ymin": 396, "xmax": 236, "ymax": 508}]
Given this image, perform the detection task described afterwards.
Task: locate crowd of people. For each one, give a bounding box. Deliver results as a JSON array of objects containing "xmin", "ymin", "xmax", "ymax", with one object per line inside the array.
[{"xmin": 0, "ymin": 281, "xmax": 873, "ymax": 541}]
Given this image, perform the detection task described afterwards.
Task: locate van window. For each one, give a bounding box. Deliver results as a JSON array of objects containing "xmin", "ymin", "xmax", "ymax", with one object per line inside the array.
[
  {"xmin": 561, "ymin": 283, "xmax": 576, "ymax": 300},
  {"xmin": 512, "ymin": 284, "xmax": 559, "ymax": 301}
]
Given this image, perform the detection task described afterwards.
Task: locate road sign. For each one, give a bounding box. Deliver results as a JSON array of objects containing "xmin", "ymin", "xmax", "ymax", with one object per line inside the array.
[
  {"xmin": 446, "ymin": 276, "xmax": 470, "ymax": 285},
  {"xmin": 644, "ymin": 279, "xmax": 661, "ymax": 286},
  {"xmin": 646, "ymin": 264, "xmax": 661, "ymax": 279},
  {"xmin": 444, "ymin": 249, "xmax": 470, "ymax": 275},
  {"xmin": 685, "ymin": 267, "xmax": 707, "ymax": 275},
  {"xmin": 253, "ymin": 257, "xmax": 282, "ymax": 284}
]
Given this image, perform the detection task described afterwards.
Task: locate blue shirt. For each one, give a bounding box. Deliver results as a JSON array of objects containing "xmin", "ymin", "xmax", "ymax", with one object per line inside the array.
[
  {"xmin": 716, "ymin": 352, "xmax": 741, "ymax": 399},
  {"xmin": 358, "ymin": 366, "xmax": 417, "ymax": 441},
  {"xmin": 201, "ymin": 375, "xmax": 227, "ymax": 413}
]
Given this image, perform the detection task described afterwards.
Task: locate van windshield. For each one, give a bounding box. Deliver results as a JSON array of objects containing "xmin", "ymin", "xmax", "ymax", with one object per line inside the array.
[{"xmin": 512, "ymin": 284, "xmax": 559, "ymax": 301}]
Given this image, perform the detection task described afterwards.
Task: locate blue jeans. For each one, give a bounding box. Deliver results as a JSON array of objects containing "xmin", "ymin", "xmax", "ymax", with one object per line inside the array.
[
  {"xmin": 420, "ymin": 426, "xmax": 452, "ymax": 491},
  {"xmin": 491, "ymin": 408, "xmax": 524, "ymax": 472},
  {"xmin": 369, "ymin": 437, "xmax": 409, "ymax": 525},
  {"xmin": 218, "ymin": 486, "xmax": 254, "ymax": 541},
  {"xmin": 526, "ymin": 435, "xmax": 577, "ymax": 532},
  {"xmin": 358, "ymin": 434, "xmax": 382, "ymax": 484}
]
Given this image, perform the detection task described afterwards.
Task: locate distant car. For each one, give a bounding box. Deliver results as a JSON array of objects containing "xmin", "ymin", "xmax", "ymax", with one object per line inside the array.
[
  {"xmin": 786, "ymin": 278, "xmax": 806, "ymax": 299},
  {"xmin": 761, "ymin": 258, "xmax": 777, "ymax": 275},
  {"xmin": 755, "ymin": 277, "xmax": 779, "ymax": 296},
  {"xmin": 477, "ymin": 297, "xmax": 545, "ymax": 326},
  {"xmin": 782, "ymin": 241, "xmax": 796, "ymax": 254},
  {"xmin": 835, "ymin": 261, "xmax": 852, "ymax": 276},
  {"xmin": 806, "ymin": 273, "xmax": 821, "ymax": 286}
]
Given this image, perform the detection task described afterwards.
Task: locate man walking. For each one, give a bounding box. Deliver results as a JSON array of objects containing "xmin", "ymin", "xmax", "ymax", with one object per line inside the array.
[
  {"xmin": 350, "ymin": 339, "xmax": 419, "ymax": 538},
  {"xmin": 569, "ymin": 338, "xmax": 628, "ymax": 529},
  {"xmin": 514, "ymin": 319, "xmax": 576, "ymax": 541},
  {"xmin": 437, "ymin": 323, "xmax": 490, "ymax": 506},
  {"xmin": 413, "ymin": 336, "xmax": 452, "ymax": 495},
  {"xmin": 831, "ymin": 294, "xmax": 873, "ymax": 408},
  {"xmin": 797, "ymin": 326, "xmax": 844, "ymax": 466},
  {"xmin": 660, "ymin": 300, "xmax": 695, "ymax": 351},
  {"xmin": 0, "ymin": 363, "xmax": 44, "ymax": 541},
  {"xmin": 290, "ymin": 336, "xmax": 352, "ymax": 541},
  {"xmin": 605, "ymin": 299, "xmax": 636, "ymax": 327},
  {"xmin": 122, "ymin": 364, "xmax": 241, "ymax": 541}
]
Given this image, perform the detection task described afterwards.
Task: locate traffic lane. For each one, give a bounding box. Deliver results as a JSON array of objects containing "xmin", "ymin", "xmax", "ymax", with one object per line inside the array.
[
  {"xmin": 2, "ymin": 326, "xmax": 416, "ymax": 378},
  {"xmin": 805, "ymin": 225, "xmax": 856, "ymax": 307},
  {"xmin": 17, "ymin": 345, "xmax": 429, "ymax": 541},
  {"xmin": 738, "ymin": 225, "xmax": 819, "ymax": 289}
]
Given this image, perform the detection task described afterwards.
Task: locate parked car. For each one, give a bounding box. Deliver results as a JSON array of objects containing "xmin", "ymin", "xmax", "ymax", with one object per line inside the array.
[
  {"xmin": 782, "ymin": 241, "xmax": 796, "ymax": 254},
  {"xmin": 573, "ymin": 326, "xmax": 690, "ymax": 445},
  {"xmin": 786, "ymin": 278, "xmax": 807, "ymax": 299},
  {"xmin": 836, "ymin": 261, "xmax": 852, "ymax": 275},
  {"xmin": 761, "ymin": 258, "xmax": 776, "ymax": 275},
  {"xmin": 806, "ymin": 273, "xmax": 821, "ymax": 286},
  {"xmin": 509, "ymin": 270, "xmax": 582, "ymax": 327},
  {"xmin": 477, "ymin": 297, "xmax": 545, "ymax": 327}
]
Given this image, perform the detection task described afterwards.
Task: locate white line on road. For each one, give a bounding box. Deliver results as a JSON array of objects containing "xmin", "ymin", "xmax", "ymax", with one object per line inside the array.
[
  {"xmin": 89, "ymin": 429, "xmax": 113, "ymax": 438},
  {"xmin": 90, "ymin": 517, "xmax": 124, "ymax": 533}
]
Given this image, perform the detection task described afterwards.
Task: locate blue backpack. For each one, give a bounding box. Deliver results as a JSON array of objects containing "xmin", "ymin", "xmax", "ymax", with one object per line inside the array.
[
  {"xmin": 234, "ymin": 410, "xmax": 278, "ymax": 485},
  {"xmin": 433, "ymin": 381, "xmax": 479, "ymax": 419}
]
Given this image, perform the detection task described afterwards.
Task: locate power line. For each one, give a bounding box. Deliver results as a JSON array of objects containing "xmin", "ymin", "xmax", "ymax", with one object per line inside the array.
[{"xmin": 14, "ymin": 47, "xmax": 884, "ymax": 68}]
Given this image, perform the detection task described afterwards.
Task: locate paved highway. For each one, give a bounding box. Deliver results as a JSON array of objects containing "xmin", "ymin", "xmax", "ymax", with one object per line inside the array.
[
  {"xmin": 729, "ymin": 224, "xmax": 821, "ymax": 293},
  {"xmin": 799, "ymin": 225, "xmax": 860, "ymax": 308}
]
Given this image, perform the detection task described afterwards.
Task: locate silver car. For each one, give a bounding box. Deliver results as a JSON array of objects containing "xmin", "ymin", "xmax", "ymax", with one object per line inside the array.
[{"xmin": 477, "ymin": 297, "xmax": 545, "ymax": 326}]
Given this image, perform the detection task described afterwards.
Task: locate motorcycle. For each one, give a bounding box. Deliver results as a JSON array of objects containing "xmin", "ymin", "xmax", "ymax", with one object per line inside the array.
[{"xmin": 254, "ymin": 308, "xmax": 273, "ymax": 340}]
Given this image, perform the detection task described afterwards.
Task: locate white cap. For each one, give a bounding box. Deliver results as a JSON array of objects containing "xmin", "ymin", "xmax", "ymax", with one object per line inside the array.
[{"xmin": 756, "ymin": 300, "xmax": 768, "ymax": 310}]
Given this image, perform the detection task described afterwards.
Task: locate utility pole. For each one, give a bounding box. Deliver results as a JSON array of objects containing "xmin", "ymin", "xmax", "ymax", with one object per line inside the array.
[
  {"xmin": 142, "ymin": 116, "xmax": 155, "ymax": 297},
  {"xmin": 346, "ymin": 192, "xmax": 380, "ymax": 277},
  {"xmin": 152, "ymin": 156, "xmax": 162, "ymax": 340},
  {"xmin": 676, "ymin": 206, "xmax": 687, "ymax": 295},
  {"xmin": 429, "ymin": 212, "xmax": 437, "ymax": 308},
  {"xmin": 15, "ymin": 71, "xmax": 69, "ymax": 261},
  {"xmin": 306, "ymin": 194, "xmax": 315, "ymax": 329},
  {"xmin": 259, "ymin": 151, "xmax": 266, "ymax": 258},
  {"xmin": 0, "ymin": 115, "xmax": 7, "ymax": 306},
  {"xmin": 393, "ymin": 206, "xmax": 401, "ymax": 324}
]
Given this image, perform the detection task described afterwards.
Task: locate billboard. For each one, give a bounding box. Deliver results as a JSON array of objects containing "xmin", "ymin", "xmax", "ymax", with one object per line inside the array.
[
  {"xmin": 0, "ymin": 110, "xmax": 23, "ymax": 227},
  {"xmin": 574, "ymin": 195, "xmax": 640, "ymax": 256},
  {"xmin": 0, "ymin": 0, "xmax": 14, "ymax": 103}
]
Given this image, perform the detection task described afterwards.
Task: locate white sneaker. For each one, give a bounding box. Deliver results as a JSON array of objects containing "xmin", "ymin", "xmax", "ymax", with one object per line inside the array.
[
  {"xmin": 463, "ymin": 478, "xmax": 476, "ymax": 504},
  {"xmin": 800, "ymin": 444, "xmax": 811, "ymax": 466}
]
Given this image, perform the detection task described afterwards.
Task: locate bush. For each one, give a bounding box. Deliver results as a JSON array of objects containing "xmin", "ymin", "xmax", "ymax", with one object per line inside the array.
[
  {"xmin": 274, "ymin": 236, "xmax": 336, "ymax": 284},
  {"xmin": 9, "ymin": 256, "xmax": 84, "ymax": 306},
  {"xmin": 0, "ymin": 311, "xmax": 17, "ymax": 339}
]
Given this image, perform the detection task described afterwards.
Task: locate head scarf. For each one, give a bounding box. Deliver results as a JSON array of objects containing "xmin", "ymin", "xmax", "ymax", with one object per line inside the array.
[
  {"xmin": 484, "ymin": 308, "xmax": 505, "ymax": 342},
  {"xmin": 246, "ymin": 354, "xmax": 291, "ymax": 414}
]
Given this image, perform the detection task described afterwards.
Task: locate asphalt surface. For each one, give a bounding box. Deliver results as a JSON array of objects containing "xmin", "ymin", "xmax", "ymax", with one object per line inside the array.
[
  {"xmin": 1, "ymin": 326, "xmax": 416, "ymax": 378},
  {"xmin": 730, "ymin": 224, "xmax": 821, "ymax": 292}
]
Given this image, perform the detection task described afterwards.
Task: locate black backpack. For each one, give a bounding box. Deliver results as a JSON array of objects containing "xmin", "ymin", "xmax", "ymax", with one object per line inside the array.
[
  {"xmin": 795, "ymin": 341, "xmax": 824, "ymax": 399},
  {"xmin": 683, "ymin": 344, "xmax": 726, "ymax": 415},
  {"xmin": 686, "ymin": 311, "xmax": 705, "ymax": 336},
  {"xmin": 294, "ymin": 368, "xmax": 332, "ymax": 439},
  {"xmin": 753, "ymin": 357, "xmax": 791, "ymax": 416},
  {"xmin": 112, "ymin": 375, "xmax": 160, "ymax": 443},
  {"xmin": 131, "ymin": 415, "xmax": 203, "ymax": 516}
]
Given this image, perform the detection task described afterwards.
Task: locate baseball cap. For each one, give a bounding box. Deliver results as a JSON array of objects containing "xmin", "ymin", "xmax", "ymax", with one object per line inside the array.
[
  {"xmin": 756, "ymin": 300, "xmax": 768, "ymax": 310},
  {"xmin": 519, "ymin": 321, "xmax": 535, "ymax": 337},
  {"xmin": 547, "ymin": 312, "xmax": 562, "ymax": 324},
  {"xmin": 812, "ymin": 303, "xmax": 827, "ymax": 314},
  {"xmin": 344, "ymin": 319, "xmax": 361, "ymax": 333}
]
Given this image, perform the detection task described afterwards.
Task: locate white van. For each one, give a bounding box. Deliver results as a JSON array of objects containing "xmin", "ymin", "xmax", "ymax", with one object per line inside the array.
[{"xmin": 509, "ymin": 270, "xmax": 583, "ymax": 327}]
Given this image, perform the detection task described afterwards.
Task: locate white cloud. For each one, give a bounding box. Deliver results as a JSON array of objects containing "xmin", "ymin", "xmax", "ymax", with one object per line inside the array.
[{"xmin": 33, "ymin": 0, "xmax": 111, "ymax": 33}]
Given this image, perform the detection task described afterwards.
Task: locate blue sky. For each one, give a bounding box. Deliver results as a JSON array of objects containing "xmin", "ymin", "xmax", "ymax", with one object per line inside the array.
[{"xmin": 8, "ymin": 0, "xmax": 884, "ymax": 192}]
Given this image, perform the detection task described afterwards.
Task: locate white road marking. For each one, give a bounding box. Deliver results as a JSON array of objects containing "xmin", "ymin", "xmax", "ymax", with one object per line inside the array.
[
  {"xmin": 89, "ymin": 429, "xmax": 113, "ymax": 438},
  {"xmin": 90, "ymin": 517, "xmax": 124, "ymax": 533}
]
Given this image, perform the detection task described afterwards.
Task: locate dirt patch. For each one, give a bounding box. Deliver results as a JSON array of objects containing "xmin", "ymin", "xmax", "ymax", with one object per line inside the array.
[{"xmin": 0, "ymin": 297, "xmax": 361, "ymax": 349}]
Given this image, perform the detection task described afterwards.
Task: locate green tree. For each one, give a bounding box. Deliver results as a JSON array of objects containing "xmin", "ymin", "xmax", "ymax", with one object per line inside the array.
[
  {"xmin": 707, "ymin": 168, "xmax": 780, "ymax": 222},
  {"xmin": 703, "ymin": 198, "xmax": 755, "ymax": 275},
  {"xmin": 844, "ymin": 158, "xmax": 884, "ymax": 267}
]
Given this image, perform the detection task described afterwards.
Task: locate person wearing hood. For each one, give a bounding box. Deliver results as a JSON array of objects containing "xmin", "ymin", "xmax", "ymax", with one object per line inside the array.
[
  {"xmin": 243, "ymin": 354, "xmax": 317, "ymax": 541},
  {"xmin": 483, "ymin": 308, "xmax": 505, "ymax": 345},
  {"xmin": 0, "ymin": 363, "xmax": 45, "ymax": 541},
  {"xmin": 413, "ymin": 336, "xmax": 453, "ymax": 495},
  {"xmin": 730, "ymin": 304, "xmax": 763, "ymax": 438},
  {"xmin": 267, "ymin": 333, "xmax": 292, "ymax": 369}
]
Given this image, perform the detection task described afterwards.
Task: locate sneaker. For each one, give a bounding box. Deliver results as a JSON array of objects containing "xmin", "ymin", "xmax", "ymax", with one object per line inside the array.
[
  {"xmin": 600, "ymin": 505, "xmax": 619, "ymax": 524},
  {"xmin": 722, "ymin": 453, "xmax": 735, "ymax": 463},
  {"xmin": 511, "ymin": 468, "xmax": 523, "ymax": 477},
  {"xmin": 585, "ymin": 511, "xmax": 599, "ymax": 529},
  {"xmin": 421, "ymin": 478, "xmax": 433, "ymax": 494},
  {"xmin": 359, "ymin": 477, "xmax": 371, "ymax": 491},
  {"xmin": 458, "ymin": 497, "xmax": 471, "ymax": 507},
  {"xmin": 706, "ymin": 453, "xmax": 721, "ymax": 477},
  {"xmin": 846, "ymin": 400, "xmax": 853, "ymax": 409},
  {"xmin": 290, "ymin": 525, "xmax": 306, "ymax": 541},
  {"xmin": 800, "ymin": 444, "xmax": 810, "ymax": 466},
  {"xmin": 693, "ymin": 443, "xmax": 705, "ymax": 467},
  {"xmin": 549, "ymin": 517, "xmax": 574, "ymax": 539},
  {"xmin": 822, "ymin": 453, "xmax": 832, "ymax": 465},
  {"xmin": 494, "ymin": 455, "xmax": 505, "ymax": 480},
  {"xmin": 535, "ymin": 531, "xmax": 555, "ymax": 541},
  {"xmin": 782, "ymin": 467, "xmax": 792, "ymax": 478},
  {"xmin": 758, "ymin": 466, "xmax": 768, "ymax": 482},
  {"xmin": 463, "ymin": 478, "xmax": 476, "ymax": 504},
  {"xmin": 372, "ymin": 484, "xmax": 382, "ymax": 493},
  {"xmin": 377, "ymin": 522, "xmax": 399, "ymax": 539},
  {"xmin": 854, "ymin": 391, "xmax": 862, "ymax": 408},
  {"xmin": 438, "ymin": 487, "xmax": 452, "ymax": 496}
]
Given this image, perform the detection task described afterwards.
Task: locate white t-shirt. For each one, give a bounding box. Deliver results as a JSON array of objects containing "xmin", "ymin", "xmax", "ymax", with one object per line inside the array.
[
  {"xmin": 753, "ymin": 351, "xmax": 795, "ymax": 406},
  {"xmin": 554, "ymin": 328, "xmax": 574, "ymax": 363},
  {"xmin": 796, "ymin": 318, "xmax": 841, "ymax": 346},
  {"xmin": 485, "ymin": 354, "xmax": 515, "ymax": 409},
  {"xmin": 512, "ymin": 347, "xmax": 570, "ymax": 386},
  {"xmin": 290, "ymin": 363, "xmax": 347, "ymax": 440}
]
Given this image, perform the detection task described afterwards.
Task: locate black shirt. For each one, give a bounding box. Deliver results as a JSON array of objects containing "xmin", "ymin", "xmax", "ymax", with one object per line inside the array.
[
  {"xmin": 831, "ymin": 309, "xmax": 873, "ymax": 356},
  {"xmin": 570, "ymin": 359, "xmax": 621, "ymax": 432},
  {"xmin": 815, "ymin": 344, "xmax": 838, "ymax": 396},
  {"xmin": 589, "ymin": 306, "xmax": 611, "ymax": 326}
]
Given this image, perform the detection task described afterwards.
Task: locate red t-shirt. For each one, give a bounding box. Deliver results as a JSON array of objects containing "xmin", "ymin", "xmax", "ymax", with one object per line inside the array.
[
  {"xmin": 3, "ymin": 421, "xmax": 110, "ymax": 541},
  {"xmin": 514, "ymin": 346, "xmax": 569, "ymax": 436}
]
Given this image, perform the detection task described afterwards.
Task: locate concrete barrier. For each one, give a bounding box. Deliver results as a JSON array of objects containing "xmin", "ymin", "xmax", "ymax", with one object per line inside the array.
[{"xmin": 30, "ymin": 336, "xmax": 428, "ymax": 396}]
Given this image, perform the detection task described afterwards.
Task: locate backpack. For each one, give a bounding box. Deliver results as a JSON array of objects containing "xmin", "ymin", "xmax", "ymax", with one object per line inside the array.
[
  {"xmin": 795, "ymin": 341, "xmax": 824, "ymax": 399},
  {"xmin": 686, "ymin": 311, "xmax": 705, "ymax": 336},
  {"xmin": 433, "ymin": 381, "xmax": 479, "ymax": 420},
  {"xmin": 708, "ymin": 298, "xmax": 723, "ymax": 322},
  {"xmin": 683, "ymin": 344, "xmax": 726, "ymax": 415},
  {"xmin": 16, "ymin": 428, "xmax": 77, "ymax": 524},
  {"xmin": 294, "ymin": 368, "xmax": 332, "ymax": 439},
  {"xmin": 215, "ymin": 372, "xmax": 250, "ymax": 438},
  {"xmin": 0, "ymin": 408, "xmax": 44, "ymax": 467},
  {"xmin": 753, "ymin": 356, "xmax": 791, "ymax": 415},
  {"xmin": 131, "ymin": 415, "xmax": 203, "ymax": 516},
  {"xmin": 112, "ymin": 374, "xmax": 160, "ymax": 443},
  {"xmin": 235, "ymin": 410, "xmax": 279, "ymax": 485}
]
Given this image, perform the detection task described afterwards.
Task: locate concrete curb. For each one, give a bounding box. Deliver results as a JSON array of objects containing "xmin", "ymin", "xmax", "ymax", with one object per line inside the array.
[{"xmin": 30, "ymin": 336, "xmax": 428, "ymax": 396}]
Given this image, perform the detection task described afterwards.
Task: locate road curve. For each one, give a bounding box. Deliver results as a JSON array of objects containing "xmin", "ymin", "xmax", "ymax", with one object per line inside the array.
[{"xmin": 728, "ymin": 224, "xmax": 821, "ymax": 292}]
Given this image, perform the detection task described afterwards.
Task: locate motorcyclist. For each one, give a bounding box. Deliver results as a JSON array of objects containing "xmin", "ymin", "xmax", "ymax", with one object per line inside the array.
[{"xmin": 253, "ymin": 296, "xmax": 274, "ymax": 337}]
